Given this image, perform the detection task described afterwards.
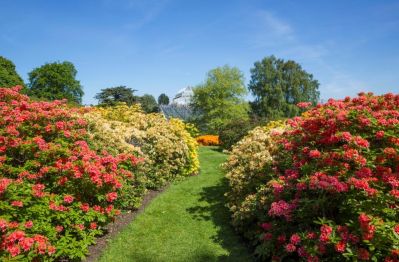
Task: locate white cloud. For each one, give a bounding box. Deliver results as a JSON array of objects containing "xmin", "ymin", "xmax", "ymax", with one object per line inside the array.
[
  {"xmin": 314, "ymin": 61, "xmax": 366, "ymax": 100},
  {"xmin": 257, "ymin": 10, "xmax": 294, "ymax": 38},
  {"xmin": 251, "ymin": 10, "xmax": 295, "ymax": 47},
  {"xmin": 248, "ymin": 9, "xmax": 368, "ymax": 100},
  {"xmin": 101, "ymin": 0, "xmax": 169, "ymax": 31}
]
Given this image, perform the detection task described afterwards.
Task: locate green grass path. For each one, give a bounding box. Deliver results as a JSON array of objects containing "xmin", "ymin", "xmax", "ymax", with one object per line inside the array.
[{"xmin": 99, "ymin": 147, "xmax": 253, "ymax": 262}]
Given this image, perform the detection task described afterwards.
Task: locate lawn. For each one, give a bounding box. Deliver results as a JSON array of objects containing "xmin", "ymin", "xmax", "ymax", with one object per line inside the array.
[{"xmin": 98, "ymin": 146, "xmax": 253, "ymax": 262}]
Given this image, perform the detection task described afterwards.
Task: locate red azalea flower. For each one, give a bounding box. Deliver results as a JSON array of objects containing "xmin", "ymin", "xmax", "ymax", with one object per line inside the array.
[
  {"xmin": 11, "ymin": 200, "xmax": 23, "ymax": 207},
  {"xmin": 358, "ymin": 248, "xmax": 370, "ymax": 260},
  {"xmin": 63, "ymin": 195, "xmax": 74, "ymax": 204},
  {"xmin": 285, "ymin": 243, "xmax": 296, "ymax": 252},
  {"xmin": 24, "ymin": 221, "xmax": 33, "ymax": 229},
  {"xmin": 106, "ymin": 192, "xmax": 118, "ymax": 202},
  {"xmin": 335, "ymin": 241, "xmax": 346, "ymax": 253},
  {"xmin": 290, "ymin": 234, "xmax": 301, "ymax": 245},
  {"xmin": 309, "ymin": 150, "xmax": 321, "ymax": 158}
]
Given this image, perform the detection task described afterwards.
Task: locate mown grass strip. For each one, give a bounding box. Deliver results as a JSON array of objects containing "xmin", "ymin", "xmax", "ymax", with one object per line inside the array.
[{"xmin": 98, "ymin": 146, "xmax": 253, "ymax": 262}]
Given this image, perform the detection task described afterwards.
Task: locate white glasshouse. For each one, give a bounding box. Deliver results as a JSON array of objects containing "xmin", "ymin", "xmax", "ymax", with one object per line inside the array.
[
  {"xmin": 171, "ymin": 86, "xmax": 194, "ymax": 105},
  {"xmin": 160, "ymin": 86, "xmax": 194, "ymax": 121}
]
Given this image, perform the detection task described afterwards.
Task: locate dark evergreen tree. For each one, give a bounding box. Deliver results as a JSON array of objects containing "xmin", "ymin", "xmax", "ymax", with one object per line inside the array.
[
  {"xmin": 95, "ymin": 86, "xmax": 138, "ymax": 106},
  {"xmin": 249, "ymin": 56, "xmax": 320, "ymax": 120},
  {"xmin": 158, "ymin": 93, "xmax": 170, "ymax": 105}
]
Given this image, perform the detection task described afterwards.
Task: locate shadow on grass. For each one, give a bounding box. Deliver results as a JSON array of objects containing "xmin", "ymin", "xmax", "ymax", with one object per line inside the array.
[
  {"xmin": 186, "ymin": 177, "xmax": 254, "ymax": 262},
  {"xmin": 203, "ymin": 146, "xmax": 224, "ymax": 153},
  {"xmin": 117, "ymin": 248, "xmax": 235, "ymax": 262}
]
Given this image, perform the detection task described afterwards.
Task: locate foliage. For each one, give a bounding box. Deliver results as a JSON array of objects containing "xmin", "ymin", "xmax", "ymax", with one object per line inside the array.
[
  {"xmin": 225, "ymin": 93, "xmax": 399, "ymax": 261},
  {"xmin": 28, "ymin": 61, "xmax": 84, "ymax": 104},
  {"xmin": 85, "ymin": 104, "xmax": 199, "ymax": 188},
  {"xmin": 223, "ymin": 121, "xmax": 286, "ymax": 235},
  {"xmin": 182, "ymin": 122, "xmax": 199, "ymax": 138},
  {"xmin": 248, "ymin": 56, "xmax": 319, "ymax": 120},
  {"xmin": 219, "ymin": 118, "xmax": 266, "ymax": 150},
  {"xmin": 196, "ymin": 135, "xmax": 220, "ymax": 146},
  {"xmin": 95, "ymin": 86, "xmax": 137, "ymax": 106},
  {"xmin": 138, "ymin": 94, "xmax": 159, "ymax": 113},
  {"xmin": 158, "ymin": 93, "xmax": 170, "ymax": 105},
  {"xmin": 0, "ymin": 56, "xmax": 25, "ymax": 88},
  {"xmin": 0, "ymin": 87, "xmax": 142, "ymax": 260},
  {"xmin": 191, "ymin": 65, "xmax": 249, "ymax": 133}
]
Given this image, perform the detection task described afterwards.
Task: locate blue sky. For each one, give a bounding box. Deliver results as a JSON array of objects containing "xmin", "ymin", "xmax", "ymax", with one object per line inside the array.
[{"xmin": 1, "ymin": 0, "xmax": 398, "ymax": 105}]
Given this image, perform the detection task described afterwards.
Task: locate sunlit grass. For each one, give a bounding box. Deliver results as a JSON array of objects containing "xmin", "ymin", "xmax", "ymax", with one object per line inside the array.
[{"xmin": 99, "ymin": 146, "xmax": 253, "ymax": 262}]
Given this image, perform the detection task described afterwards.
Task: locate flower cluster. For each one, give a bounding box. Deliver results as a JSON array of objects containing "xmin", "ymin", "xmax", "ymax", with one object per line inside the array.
[
  {"xmin": 0, "ymin": 87, "xmax": 142, "ymax": 260},
  {"xmin": 226, "ymin": 92, "xmax": 399, "ymax": 261},
  {"xmin": 196, "ymin": 135, "xmax": 220, "ymax": 146}
]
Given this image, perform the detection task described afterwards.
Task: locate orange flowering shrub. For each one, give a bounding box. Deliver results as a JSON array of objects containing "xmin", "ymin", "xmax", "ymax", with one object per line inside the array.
[{"xmin": 196, "ymin": 135, "xmax": 220, "ymax": 146}]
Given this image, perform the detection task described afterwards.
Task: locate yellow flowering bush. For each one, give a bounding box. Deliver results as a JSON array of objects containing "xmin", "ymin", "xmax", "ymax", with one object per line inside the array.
[
  {"xmin": 83, "ymin": 104, "xmax": 199, "ymax": 188},
  {"xmin": 223, "ymin": 121, "xmax": 286, "ymax": 233},
  {"xmin": 169, "ymin": 118, "xmax": 200, "ymax": 177}
]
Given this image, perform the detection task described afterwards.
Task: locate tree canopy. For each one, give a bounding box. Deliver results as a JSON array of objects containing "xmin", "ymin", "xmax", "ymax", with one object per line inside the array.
[
  {"xmin": 158, "ymin": 93, "xmax": 169, "ymax": 105},
  {"xmin": 191, "ymin": 65, "xmax": 249, "ymax": 133},
  {"xmin": 95, "ymin": 86, "xmax": 137, "ymax": 106},
  {"xmin": 139, "ymin": 94, "xmax": 159, "ymax": 113},
  {"xmin": 28, "ymin": 61, "xmax": 84, "ymax": 104},
  {"xmin": 248, "ymin": 56, "xmax": 320, "ymax": 120},
  {"xmin": 0, "ymin": 56, "xmax": 25, "ymax": 88}
]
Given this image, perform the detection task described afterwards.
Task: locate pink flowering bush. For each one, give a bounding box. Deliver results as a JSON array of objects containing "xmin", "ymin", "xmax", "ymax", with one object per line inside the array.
[
  {"xmin": 0, "ymin": 86, "xmax": 144, "ymax": 260},
  {"xmin": 227, "ymin": 92, "xmax": 399, "ymax": 261}
]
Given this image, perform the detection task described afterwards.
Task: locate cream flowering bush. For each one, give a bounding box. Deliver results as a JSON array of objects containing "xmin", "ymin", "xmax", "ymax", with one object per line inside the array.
[
  {"xmin": 83, "ymin": 104, "xmax": 199, "ymax": 189},
  {"xmin": 223, "ymin": 121, "xmax": 286, "ymax": 235},
  {"xmin": 83, "ymin": 110, "xmax": 142, "ymax": 155}
]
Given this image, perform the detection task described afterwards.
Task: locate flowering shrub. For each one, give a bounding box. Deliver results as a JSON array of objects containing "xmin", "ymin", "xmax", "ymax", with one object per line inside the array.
[
  {"xmin": 182, "ymin": 122, "xmax": 200, "ymax": 138},
  {"xmin": 85, "ymin": 104, "xmax": 199, "ymax": 188},
  {"xmin": 169, "ymin": 118, "xmax": 200, "ymax": 177},
  {"xmin": 0, "ymin": 87, "xmax": 143, "ymax": 260},
  {"xmin": 83, "ymin": 109, "xmax": 143, "ymax": 156},
  {"xmin": 226, "ymin": 93, "xmax": 399, "ymax": 261},
  {"xmin": 196, "ymin": 135, "xmax": 220, "ymax": 146},
  {"xmin": 223, "ymin": 121, "xmax": 286, "ymax": 235}
]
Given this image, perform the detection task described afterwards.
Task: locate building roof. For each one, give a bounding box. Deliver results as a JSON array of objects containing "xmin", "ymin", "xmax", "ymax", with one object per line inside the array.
[{"xmin": 172, "ymin": 86, "xmax": 194, "ymax": 105}]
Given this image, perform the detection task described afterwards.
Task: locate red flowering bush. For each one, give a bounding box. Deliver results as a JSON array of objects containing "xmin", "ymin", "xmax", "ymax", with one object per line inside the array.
[
  {"xmin": 227, "ymin": 92, "xmax": 399, "ymax": 261},
  {"xmin": 0, "ymin": 86, "xmax": 143, "ymax": 260}
]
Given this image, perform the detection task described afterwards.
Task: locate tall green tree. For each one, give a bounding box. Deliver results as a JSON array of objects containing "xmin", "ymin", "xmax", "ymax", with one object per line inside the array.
[
  {"xmin": 28, "ymin": 61, "xmax": 84, "ymax": 104},
  {"xmin": 0, "ymin": 56, "xmax": 25, "ymax": 88},
  {"xmin": 191, "ymin": 65, "xmax": 249, "ymax": 133},
  {"xmin": 249, "ymin": 56, "xmax": 320, "ymax": 120},
  {"xmin": 139, "ymin": 94, "xmax": 159, "ymax": 113},
  {"xmin": 95, "ymin": 86, "xmax": 137, "ymax": 106},
  {"xmin": 157, "ymin": 93, "xmax": 169, "ymax": 105}
]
